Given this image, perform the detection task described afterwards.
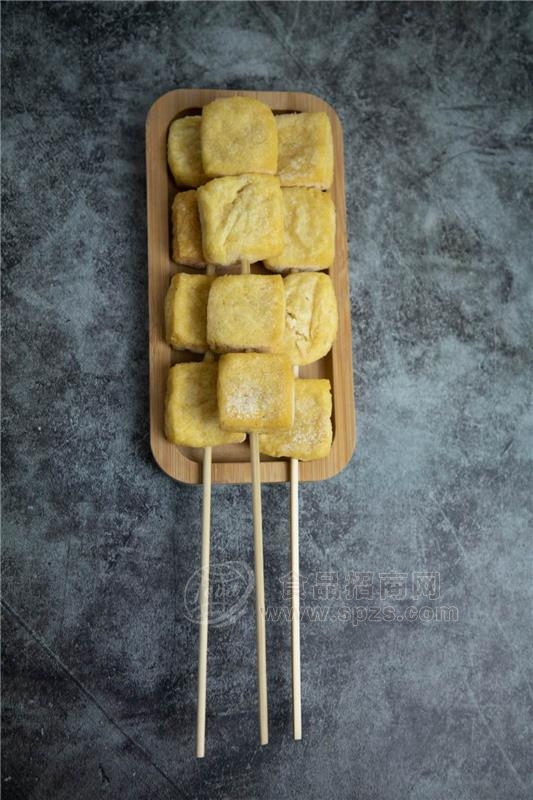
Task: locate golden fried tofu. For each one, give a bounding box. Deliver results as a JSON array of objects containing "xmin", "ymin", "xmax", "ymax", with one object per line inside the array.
[
  {"xmin": 218, "ymin": 353, "xmax": 294, "ymax": 433},
  {"xmin": 201, "ymin": 96, "xmax": 278, "ymax": 177},
  {"xmin": 197, "ymin": 174, "xmax": 283, "ymax": 266},
  {"xmin": 259, "ymin": 379, "xmax": 332, "ymax": 460},
  {"xmin": 167, "ymin": 116, "xmax": 208, "ymax": 187},
  {"xmin": 171, "ymin": 191, "xmax": 206, "ymax": 267},
  {"xmin": 207, "ymin": 274, "xmax": 285, "ymax": 354},
  {"xmin": 283, "ymin": 273, "xmax": 338, "ymax": 365},
  {"xmin": 166, "ymin": 362, "xmax": 246, "ymax": 447},
  {"xmin": 276, "ymin": 112, "xmax": 334, "ymax": 189},
  {"xmin": 264, "ymin": 187, "xmax": 335, "ymax": 271},
  {"xmin": 164, "ymin": 273, "xmax": 214, "ymax": 352}
]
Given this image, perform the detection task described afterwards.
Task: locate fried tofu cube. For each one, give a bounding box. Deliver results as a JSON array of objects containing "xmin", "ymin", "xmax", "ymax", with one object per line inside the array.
[
  {"xmin": 276, "ymin": 112, "xmax": 334, "ymax": 189},
  {"xmin": 165, "ymin": 362, "xmax": 246, "ymax": 447},
  {"xmin": 164, "ymin": 273, "xmax": 214, "ymax": 352},
  {"xmin": 201, "ymin": 97, "xmax": 278, "ymax": 177},
  {"xmin": 197, "ymin": 174, "xmax": 284, "ymax": 266},
  {"xmin": 171, "ymin": 190, "xmax": 207, "ymax": 267},
  {"xmin": 283, "ymin": 273, "xmax": 338, "ymax": 365},
  {"xmin": 207, "ymin": 274, "xmax": 285, "ymax": 353},
  {"xmin": 259, "ymin": 379, "xmax": 332, "ymax": 461},
  {"xmin": 218, "ymin": 353, "xmax": 294, "ymax": 433},
  {"xmin": 264, "ymin": 187, "xmax": 335, "ymax": 272},
  {"xmin": 167, "ymin": 116, "xmax": 208, "ymax": 187}
]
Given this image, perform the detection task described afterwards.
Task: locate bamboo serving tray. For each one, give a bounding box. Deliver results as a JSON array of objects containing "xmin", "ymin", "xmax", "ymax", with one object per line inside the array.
[{"xmin": 146, "ymin": 88, "xmax": 356, "ymax": 484}]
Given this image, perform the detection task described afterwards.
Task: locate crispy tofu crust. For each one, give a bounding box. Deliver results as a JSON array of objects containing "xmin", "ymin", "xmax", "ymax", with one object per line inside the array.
[
  {"xmin": 259, "ymin": 379, "xmax": 332, "ymax": 460},
  {"xmin": 171, "ymin": 190, "xmax": 206, "ymax": 267},
  {"xmin": 165, "ymin": 362, "xmax": 246, "ymax": 447},
  {"xmin": 201, "ymin": 97, "xmax": 278, "ymax": 177},
  {"xmin": 264, "ymin": 187, "xmax": 336, "ymax": 272},
  {"xmin": 197, "ymin": 174, "xmax": 284, "ymax": 266},
  {"xmin": 164, "ymin": 272, "xmax": 214, "ymax": 353},
  {"xmin": 218, "ymin": 353, "xmax": 295, "ymax": 433},
  {"xmin": 207, "ymin": 274, "xmax": 285, "ymax": 354},
  {"xmin": 283, "ymin": 272, "xmax": 338, "ymax": 365},
  {"xmin": 276, "ymin": 112, "xmax": 334, "ymax": 189},
  {"xmin": 167, "ymin": 116, "xmax": 208, "ymax": 188}
]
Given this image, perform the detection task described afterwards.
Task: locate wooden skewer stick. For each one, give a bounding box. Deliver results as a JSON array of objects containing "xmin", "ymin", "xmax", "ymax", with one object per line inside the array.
[
  {"xmin": 250, "ymin": 429, "xmax": 269, "ymax": 745},
  {"xmin": 290, "ymin": 363, "xmax": 302, "ymax": 740},
  {"xmin": 241, "ymin": 257, "xmax": 269, "ymax": 746},
  {"xmin": 196, "ymin": 443, "xmax": 211, "ymax": 758},
  {"xmin": 196, "ymin": 263, "xmax": 216, "ymax": 759}
]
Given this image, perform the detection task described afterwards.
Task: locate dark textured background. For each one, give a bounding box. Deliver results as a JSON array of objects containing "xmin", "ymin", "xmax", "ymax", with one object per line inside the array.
[{"xmin": 2, "ymin": 2, "xmax": 532, "ymax": 799}]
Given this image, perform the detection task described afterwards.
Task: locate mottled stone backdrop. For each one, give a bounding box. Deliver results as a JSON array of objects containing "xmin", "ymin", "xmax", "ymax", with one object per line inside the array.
[{"xmin": 2, "ymin": 3, "xmax": 532, "ymax": 799}]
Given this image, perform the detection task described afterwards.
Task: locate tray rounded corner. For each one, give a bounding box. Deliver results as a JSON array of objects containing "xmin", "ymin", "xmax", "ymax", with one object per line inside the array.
[
  {"xmin": 150, "ymin": 436, "xmax": 197, "ymax": 485},
  {"xmin": 298, "ymin": 90, "xmax": 344, "ymax": 130},
  {"xmin": 323, "ymin": 448, "xmax": 356, "ymax": 484},
  {"xmin": 145, "ymin": 88, "xmax": 181, "ymax": 130}
]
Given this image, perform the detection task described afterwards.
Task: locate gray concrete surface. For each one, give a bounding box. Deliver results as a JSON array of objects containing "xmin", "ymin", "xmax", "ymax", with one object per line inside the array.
[{"xmin": 2, "ymin": 2, "xmax": 532, "ymax": 799}]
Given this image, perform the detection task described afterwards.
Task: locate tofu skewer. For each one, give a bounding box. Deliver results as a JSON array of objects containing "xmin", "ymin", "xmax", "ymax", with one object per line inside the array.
[
  {"xmin": 165, "ymin": 254, "xmax": 231, "ymax": 757},
  {"xmin": 165, "ymin": 265, "xmax": 248, "ymax": 757},
  {"xmin": 197, "ymin": 262, "xmax": 216, "ymax": 758},
  {"xmin": 241, "ymin": 257, "xmax": 269, "ymax": 746},
  {"xmin": 196, "ymin": 156, "xmax": 287, "ymax": 746}
]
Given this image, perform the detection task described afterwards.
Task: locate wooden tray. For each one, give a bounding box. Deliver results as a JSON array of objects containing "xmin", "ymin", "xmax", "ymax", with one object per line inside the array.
[{"xmin": 146, "ymin": 89, "xmax": 356, "ymax": 484}]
